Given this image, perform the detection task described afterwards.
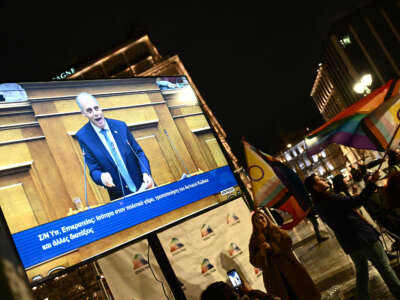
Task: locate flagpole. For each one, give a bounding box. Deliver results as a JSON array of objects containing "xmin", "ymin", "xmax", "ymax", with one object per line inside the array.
[{"xmin": 376, "ymin": 108, "xmax": 400, "ymax": 172}]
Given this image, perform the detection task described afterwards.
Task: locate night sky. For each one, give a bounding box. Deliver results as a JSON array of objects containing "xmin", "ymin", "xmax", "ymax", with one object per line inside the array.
[{"xmin": 1, "ymin": 1, "xmax": 370, "ymax": 165}]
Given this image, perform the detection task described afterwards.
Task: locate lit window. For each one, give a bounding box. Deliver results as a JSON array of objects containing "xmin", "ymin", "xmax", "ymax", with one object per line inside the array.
[
  {"xmin": 340, "ymin": 35, "xmax": 351, "ymax": 47},
  {"xmin": 319, "ymin": 167, "xmax": 325, "ymax": 175},
  {"xmin": 284, "ymin": 152, "xmax": 292, "ymax": 161},
  {"xmin": 292, "ymin": 150, "xmax": 297, "ymax": 157},
  {"xmin": 312, "ymin": 155, "xmax": 318, "ymax": 163},
  {"xmin": 320, "ymin": 151, "xmax": 327, "ymax": 158},
  {"xmin": 299, "ymin": 162, "xmax": 305, "ymax": 169},
  {"xmin": 327, "ymin": 162, "xmax": 334, "ymax": 170},
  {"xmin": 305, "ymin": 158, "xmax": 311, "ymax": 167}
]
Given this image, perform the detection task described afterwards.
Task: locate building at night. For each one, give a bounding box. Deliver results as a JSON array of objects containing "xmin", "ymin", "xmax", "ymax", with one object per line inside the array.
[
  {"xmin": 305, "ymin": 0, "xmax": 397, "ymax": 178},
  {"xmin": 311, "ymin": 0, "xmax": 400, "ymax": 121},
  {"xmin": 279, "ymin": 138, "xmax": 347, "ymax": 181}
]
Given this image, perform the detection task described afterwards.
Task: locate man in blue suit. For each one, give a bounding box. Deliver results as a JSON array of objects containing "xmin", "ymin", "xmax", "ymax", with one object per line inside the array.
[{"xmin": 75, "ymin": 92, "xmax": 154, "ymax": 201}]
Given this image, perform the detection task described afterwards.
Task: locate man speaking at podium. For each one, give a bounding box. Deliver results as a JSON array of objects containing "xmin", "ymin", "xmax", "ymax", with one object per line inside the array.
[{"xmin": 75, "ymin": 92, "xmax": 154, "ymax": 201}]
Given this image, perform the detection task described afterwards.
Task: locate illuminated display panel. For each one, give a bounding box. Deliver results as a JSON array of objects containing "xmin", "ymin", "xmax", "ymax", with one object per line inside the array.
[{"xmin": 0, "ymin": 76, "xmax": 241, "ymax": 281}]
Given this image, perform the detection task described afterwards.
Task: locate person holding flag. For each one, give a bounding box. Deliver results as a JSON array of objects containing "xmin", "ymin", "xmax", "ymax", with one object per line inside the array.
[
  {"xmin": 242, "ymin": 140, "xmax": 308, "ymax": 230},
  {"xmin": 304, "ymin": 171, "xmax": 400, "ymax": 300},
  {"xmin": 249, "ymin": 209, "xmax": 320, "ymax": 300}
]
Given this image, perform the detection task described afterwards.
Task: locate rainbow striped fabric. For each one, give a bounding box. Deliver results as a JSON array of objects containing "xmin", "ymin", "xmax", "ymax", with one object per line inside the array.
[
  {"xmin": 243, "ymin": 140, "xmax": 307, "ymax": 229},
  {"xmin": 306, "ymin": 79, "xmax": 400, "ymax": 155},
  {"xmin": 363, "ymin": 81, "xmax": 400, "ymax": 151}
]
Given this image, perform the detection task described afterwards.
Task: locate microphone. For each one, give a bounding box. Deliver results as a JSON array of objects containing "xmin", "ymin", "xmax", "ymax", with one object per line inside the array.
[
  {"xmin": 126, "ymin": 140, "xmax": 156, "ymax": 188},
  {"xmin": 82, "ymin": 149, "xmax": 88, "ymax": 207}
]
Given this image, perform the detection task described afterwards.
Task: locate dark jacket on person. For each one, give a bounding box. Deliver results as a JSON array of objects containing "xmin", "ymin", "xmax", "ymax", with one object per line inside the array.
[{"xmin": 314, "ymin": 183, "xmax": 379, "ymax": 254}]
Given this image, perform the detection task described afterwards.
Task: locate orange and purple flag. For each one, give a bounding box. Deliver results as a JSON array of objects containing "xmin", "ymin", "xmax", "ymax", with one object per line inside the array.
[{"xmin": 243, "ymin": 140, "xmax": 307, "ymax": 230}]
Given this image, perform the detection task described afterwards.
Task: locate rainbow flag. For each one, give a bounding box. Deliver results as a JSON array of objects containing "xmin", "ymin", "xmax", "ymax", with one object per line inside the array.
[
  {"xmin": 243, "ymin": 140, "xmax": 307, "ymax": 229},
  {"xmin": 306, "ymin": 80, "xmax": 395, "ymax": 155},
  {"xmin": 362, "ymin": 91, "xmax": 400, "ymax": 151}
]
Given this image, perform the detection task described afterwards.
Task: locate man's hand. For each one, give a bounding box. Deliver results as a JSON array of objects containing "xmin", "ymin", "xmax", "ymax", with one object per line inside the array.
[
  {"xmin": 101, "ymin": 172, "xmax": 115, "ymax": 188},
  {"xmin": 143, "ymin": 173, "xmax": 154, "ymax": 189}
]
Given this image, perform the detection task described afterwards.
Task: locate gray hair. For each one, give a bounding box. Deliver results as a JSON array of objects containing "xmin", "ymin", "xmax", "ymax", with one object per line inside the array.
[{"xmin": 76, "ymin": 92, "xmax": 98, "ymax": 111}]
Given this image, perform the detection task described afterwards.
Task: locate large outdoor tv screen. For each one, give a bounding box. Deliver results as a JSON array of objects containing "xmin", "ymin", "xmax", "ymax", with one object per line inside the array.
[{"xmin": 0, "ymin": 76, "xmax": 240, "ymax": 281}]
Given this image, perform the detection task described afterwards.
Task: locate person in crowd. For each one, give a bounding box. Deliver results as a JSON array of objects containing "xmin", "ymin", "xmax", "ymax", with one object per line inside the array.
[
  {"xmin": 385, "ymin": 170, "xmax": 400, "ymax": 209},
  {"xmin": 75, "ymin": 92, "xmax": 154, "ymax": 201},
  {"xmin": 388, "ymin": 148, "xmax": 400, "ymax": 174},
  {"xmin": 305, "ymin": 200, "xmax": 329, "ymax": 244},
  {"xmin": 304, "ymin": 172, "xmax": 400, "ymax": 300},
  {"xmin": 332, "ymin": 174, "xmax": 351, "ymax": 197},
  {"xmin": 200, "ymin": 280, "xmax": 280, "ymax": 300},
  {"xmin": 249, "ymin": 209, "xmax": 321, "ymax": 300}
]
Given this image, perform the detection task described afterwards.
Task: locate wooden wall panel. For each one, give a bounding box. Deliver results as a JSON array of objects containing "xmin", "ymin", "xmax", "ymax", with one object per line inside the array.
[
  {"xmin": 53, "ymin": 93, "xmax": 152, "ymax": 114},
  {"xmin": 104, "ymin": 106, "xmax": 158, "ymax": 125},
  {"xmin": 0, "ymin": 143, "xmax": 31, "ymax": 166},
  {"xmin": 26, "ymin": 139, "xmax": 76, "ymax": 219},
  {"xmin": 135, "ymin": 134, "xmax": 175, "ymax": 186},
  {"xmin": 174, "ymin": 118, "xmax": 211, "ymax": 172},
  {"xmin": 0, "ymin": 183, "xmax": 38, "ymax": 233},
  {"xmin": 185, "ymin": 115, "xmax": 209, "ymax": 131},
  {"xmin": 170, "ymin": 105, "xmax": 202, "ymax": 116},
  {"xmin": 205, "ymin": 138, "xmax": 228, "ymax": 167},
  {"xmin": 195, "ymin": 133, "xmax": 219, "ymax": 170},
  {"xmin": 37, "ymin": 118, "xmax": 99, "ymax": 209},
  {"xmin": 0, "ymin": 114, "xmax": 36, "ymax": 125},
  {"xmin": 0, "ymin": 128, "xmax": 25, "ymax": 142},
  {"xmin": 60, "ymin": 114, "xmax": 88, "ymax": 134},
  {"xmin": 150, "ymin": 101, "xmax": 197, "ymax": 177}
]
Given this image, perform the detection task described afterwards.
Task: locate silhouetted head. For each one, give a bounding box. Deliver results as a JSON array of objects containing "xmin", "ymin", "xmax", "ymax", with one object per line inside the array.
[
  {"xmin": 201, "ymin": 281, "xmax": 238, "ymax": 300},
  {"xmin": 332, "ymin": 174, "xmax": 349, "ymax": 195},
  {"xmin": 388, "ymin": 149, "xmax": 400, "ymax": 166}
]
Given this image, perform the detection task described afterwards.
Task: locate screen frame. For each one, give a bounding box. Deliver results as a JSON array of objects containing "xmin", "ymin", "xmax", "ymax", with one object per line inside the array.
[{"xmin": 0, "ymin": 76, "xmax": 252, "ymax": 285}]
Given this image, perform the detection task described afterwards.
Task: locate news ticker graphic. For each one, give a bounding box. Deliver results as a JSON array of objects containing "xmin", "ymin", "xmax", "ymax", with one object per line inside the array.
[{"xmin": 12, "ymin": 166, "xmax": 238, "ymax": 269}]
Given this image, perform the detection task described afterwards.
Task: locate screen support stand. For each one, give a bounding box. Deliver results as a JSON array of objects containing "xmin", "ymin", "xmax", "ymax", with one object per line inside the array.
[{"xmin": 147, "ymin": 233, "xmax": 186, "ymax": 300}]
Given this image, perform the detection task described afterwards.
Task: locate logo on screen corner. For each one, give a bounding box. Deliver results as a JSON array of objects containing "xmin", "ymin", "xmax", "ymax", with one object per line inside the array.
[
  {"xmin": 228, "ymin": 242, "xmax": 243, "ymax": 257},
  {"xmin": 227, "ymin": 213, "xmax": 240, "ymax": 226},
  {"xmin": 132, "ymin": 253, "xmax": 149, "ymax": 274},
  {"xmin": 201, "ymin": 258, "xmax": 215, "ymax": 275},
  {"xmin": 201, "ymin": 224, "xmax": 215, "ymax": 240},
  {"xmin": 170, "ymin": 237, "xmax": 186, "ymax": 255}
]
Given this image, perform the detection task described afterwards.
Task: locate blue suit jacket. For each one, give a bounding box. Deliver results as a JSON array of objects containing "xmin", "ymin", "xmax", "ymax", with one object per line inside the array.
[{"xmin": 76, "ymin": 118, "xmax": 151, "ymax": 200}]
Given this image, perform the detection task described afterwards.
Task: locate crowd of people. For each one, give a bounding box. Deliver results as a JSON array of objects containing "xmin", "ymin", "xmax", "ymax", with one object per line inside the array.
[{"xmin": 201, "ymin": 148, "xmax": 400, "ymax": 300}]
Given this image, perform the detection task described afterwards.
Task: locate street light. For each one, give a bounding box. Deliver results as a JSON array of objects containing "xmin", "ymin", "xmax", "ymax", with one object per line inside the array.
[
  {"xmin": 361, "ymin": 74, "xmax": 372, "ymax": 86},
  {"xmin": 353, "ymin": 74, "xmax": 373, "ymax": 95},
  {"xmin": 287, "ymin": 144, "xmax": 292, "ymax": 148}
]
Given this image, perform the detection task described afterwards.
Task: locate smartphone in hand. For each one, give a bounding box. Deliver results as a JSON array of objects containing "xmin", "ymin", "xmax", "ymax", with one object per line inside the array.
[{"xmin": 227, "ymin": 269, "xmax": 242, "ymax": 291}]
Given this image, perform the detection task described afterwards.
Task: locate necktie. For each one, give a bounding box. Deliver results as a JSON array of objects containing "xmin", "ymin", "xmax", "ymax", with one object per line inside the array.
[{"xmin": 100, "ymin": 129, "xmax": 136, "ymax": 193}]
